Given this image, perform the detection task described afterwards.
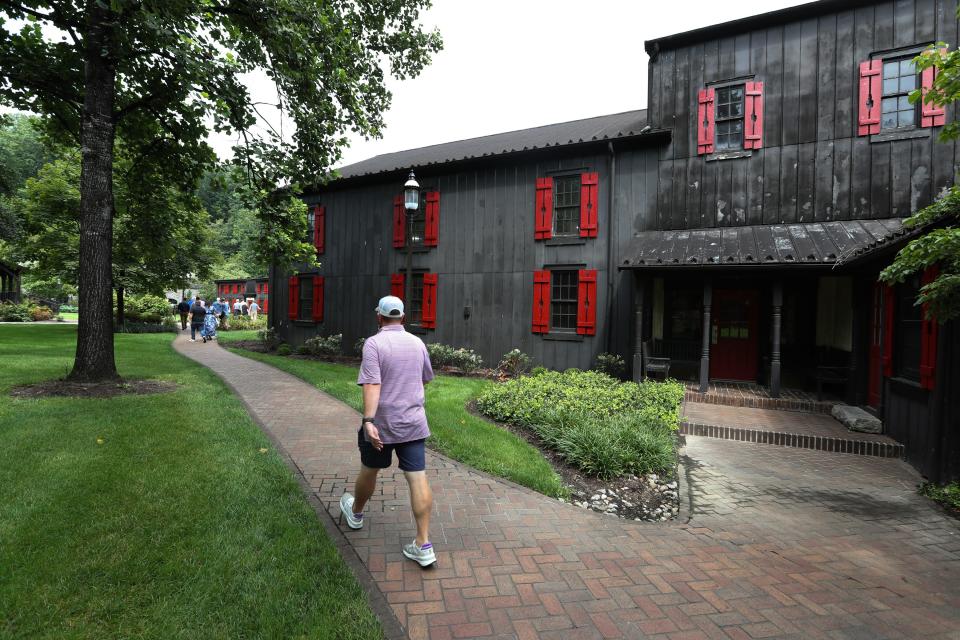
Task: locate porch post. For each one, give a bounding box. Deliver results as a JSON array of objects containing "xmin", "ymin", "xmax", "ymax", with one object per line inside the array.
[
  {"xmin": 770, "ymin": 281, "xmax": 783, "ymax": 397},
  {"xmin": 632, "ymin": 275, "xmax": 646, "ymax": 383},
  {"xmin": 699, "ymin": 279, "xmax": 712, "ymax": 392}
]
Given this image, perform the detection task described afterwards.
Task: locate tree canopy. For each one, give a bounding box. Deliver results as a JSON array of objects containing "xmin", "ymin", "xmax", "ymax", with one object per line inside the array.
[{"xmin": 0, "ymin": 0, "xmax": 441, "ymax": 380}]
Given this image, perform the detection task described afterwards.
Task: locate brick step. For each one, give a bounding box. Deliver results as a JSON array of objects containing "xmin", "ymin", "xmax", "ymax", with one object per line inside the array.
[
  {"xmin": 680, "ymin": 420, "xmax": 904, "ymax": 459},
  {"xmin": 684, "ymin": 389, "xmax": 835, "ymax": 414}
]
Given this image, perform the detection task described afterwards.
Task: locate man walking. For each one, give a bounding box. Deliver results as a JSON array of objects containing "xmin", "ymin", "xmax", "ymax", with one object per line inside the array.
[
  {"xmin": 248, "ymin": 298, "xmax": 260, "ymax": 321},
  {"xmin": 176, "ymin": 296, "xmax": 191, "ymax": 330},
  {"xmin": 340, "ymin": 295, "xmax": 437, "ymax": 567},
  {"xmin": 189, "ymin": 295, "xmax": 206, "ymax": 343}
]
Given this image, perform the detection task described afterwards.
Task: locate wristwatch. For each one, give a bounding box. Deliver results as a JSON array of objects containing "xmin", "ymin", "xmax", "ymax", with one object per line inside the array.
[{"xmin": 362, "ymin": 417, "xmax": 376, "ymax": 425}]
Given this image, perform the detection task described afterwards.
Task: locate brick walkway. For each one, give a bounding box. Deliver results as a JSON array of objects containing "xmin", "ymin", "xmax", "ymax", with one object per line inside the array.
[{"xmin": 174, "ymin": 335, "xmax": 960, "ymax": 640}]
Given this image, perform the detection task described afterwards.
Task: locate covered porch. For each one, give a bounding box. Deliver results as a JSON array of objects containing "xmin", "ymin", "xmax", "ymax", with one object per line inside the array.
[
  {"xmin": 0, "ymin": 261, "xmax": 21, "ymax": 303},
  {"xmin": 620, "ymin": 220, "xmax": 909, "ymax": 403}
]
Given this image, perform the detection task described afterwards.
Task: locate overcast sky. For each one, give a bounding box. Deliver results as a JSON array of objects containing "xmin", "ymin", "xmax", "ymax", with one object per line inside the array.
[{"xmin": 290, "ymin": 0, "xmax": 811, "ymax": 170}]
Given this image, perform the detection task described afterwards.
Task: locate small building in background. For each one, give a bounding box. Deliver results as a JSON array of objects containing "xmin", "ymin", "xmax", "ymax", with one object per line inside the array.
[
  {"xmin": 215, "ymin": 277, "xmax": 269, "ymax": 313},
  {"xmin": 0, "ymin": 261, "xmax": 21, "ymax": 304}
]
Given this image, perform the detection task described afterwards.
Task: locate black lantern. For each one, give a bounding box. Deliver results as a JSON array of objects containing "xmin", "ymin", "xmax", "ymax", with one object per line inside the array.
[{"xmin": 404, "ymin": 170, "xmax": 420, "ymax": 211}]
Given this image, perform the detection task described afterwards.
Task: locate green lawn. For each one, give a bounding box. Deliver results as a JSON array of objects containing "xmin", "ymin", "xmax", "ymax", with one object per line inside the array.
[
  {"xmin": 217, "ymin": 332, "xmax": 566, "ymax": 498},
  {"xmin": 0, "ymin": 325, "xmax": 381, "ymax": 640},
  {"xmin": 57, "ymin": 312, "xmax": 78, "ymax": 321}
]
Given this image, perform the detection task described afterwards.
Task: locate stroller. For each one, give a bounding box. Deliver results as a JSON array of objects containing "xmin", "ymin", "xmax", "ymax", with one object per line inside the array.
[{"xmin": 200, "ymin": 309, "xmax": 218, "ymax": 343}]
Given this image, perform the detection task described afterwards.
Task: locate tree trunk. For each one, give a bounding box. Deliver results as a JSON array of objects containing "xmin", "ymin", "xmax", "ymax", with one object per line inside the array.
[
  {"xmin": 116, "ymin": 286, "xmax": 124, "ymax": 328},
  {"xmin": 69, "ymin": 2, "xmax": 118, "ymax": 382}
]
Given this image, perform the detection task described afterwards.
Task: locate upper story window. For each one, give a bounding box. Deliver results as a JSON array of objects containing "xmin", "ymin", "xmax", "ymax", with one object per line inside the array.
[
  {"xmin": 553, "ymin": 176, "xmax": 580, "ymax": 236},
  {"xmin": 881, "ymin": 58, "xmax": 917, "ymax": 130},
  {"xmin": 715, "ymin": 85, "xmax": 745, "ymax": 151},
  {"xmin": 306, "ymin": 208, "xmax": 315, "ymax": 242}
]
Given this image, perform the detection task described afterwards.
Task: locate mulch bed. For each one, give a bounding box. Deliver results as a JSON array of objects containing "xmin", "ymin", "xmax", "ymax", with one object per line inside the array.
[
  {"xmin": 11, "ymin": 379, "xmax": 178, "ymax": 399},
  {"xmin": 465, "ymin": 401, "xmax": 679, "ymax": 522}
]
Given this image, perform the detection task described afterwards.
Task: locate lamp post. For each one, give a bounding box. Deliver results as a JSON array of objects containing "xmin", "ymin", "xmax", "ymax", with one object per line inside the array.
[{"xmin": 403, "ymin": 170, "xmax": 420, "ymax": 316}]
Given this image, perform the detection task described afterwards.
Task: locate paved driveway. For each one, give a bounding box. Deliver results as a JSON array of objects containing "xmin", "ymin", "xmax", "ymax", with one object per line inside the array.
[{"xmin": 175, "ymin": 336, "xmax": 960, "ymax": 639}]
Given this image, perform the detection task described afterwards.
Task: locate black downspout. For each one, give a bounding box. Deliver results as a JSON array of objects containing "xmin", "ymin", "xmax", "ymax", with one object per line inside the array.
[{"xmin": 605, "ymin": 141, "xmax": 616, "ymax": 354}]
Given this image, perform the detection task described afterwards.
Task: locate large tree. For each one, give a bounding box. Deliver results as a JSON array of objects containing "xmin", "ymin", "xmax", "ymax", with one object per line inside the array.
[
  {"xmin": 0, "ymin": 1, "xmax": 441, "ymax": 381},
  {"xmin": 880, "ymin": 44, "xmax": 959, "ymax": 321}
]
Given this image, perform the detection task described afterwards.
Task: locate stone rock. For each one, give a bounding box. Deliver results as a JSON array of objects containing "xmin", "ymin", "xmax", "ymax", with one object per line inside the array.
[{"xmin": 832, "ymin": 404, "xmax": 882, "ymax": 434}]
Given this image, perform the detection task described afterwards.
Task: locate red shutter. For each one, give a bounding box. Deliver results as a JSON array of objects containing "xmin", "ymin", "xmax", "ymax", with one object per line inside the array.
[
  {"xmin": 576, "ymin": 269, "xmax": 597, "ymax": 336},
  {"xmin": 532, "ymin": 270, "xmax": 550, "ymax": 334},
  {"xmin": 424, "ymin": 190, "xmax": 440, "ymax": 246},
  {"xmin": 392, "ymin": 195, "xmax": 406, "ymax": 248},
  {"xmin": 288, "ymin": 275, "xmax": 299, "ymax": 320},
  {"xmin": 390, "ymin": 273, "xmax": 404, "ymax": 300},
  {"xmin": 535, "ymin": 177, "xmax": 553, "ymax": 240},
  {"xmin": 579, "ymin": 172, "xmax": 599, "ymax": 238},
  {"xmin": 697, "ymin": 88, "xmax": 715, "ymax": 154},
  {"xmin": 744, "ymin": 81, "xmax": 764, "ymax": 149},
  {"xmin": 313, "ymin": 205, "xmax": 325, "ymax": 254},
  {"xmin": 312, "ymin": 275, "xmax": 324, "ymax": 323},
  {"xmin": 920, "ymin": 49, "xmax": 946, "ymax": 128},
  {"xmin": 882, "ymin": 284, "xmax": 894, "ymax": 376},
  {"xmin": 422, "ymin": 273, "xmax": 438, "ymax": 329},
  {"xmin": 858, "ymin": 60, "xmax": 882, "ymax": 136},
  {"xmin": 920, "ymin": 266, "xmax": 939, "ymax": 389}
]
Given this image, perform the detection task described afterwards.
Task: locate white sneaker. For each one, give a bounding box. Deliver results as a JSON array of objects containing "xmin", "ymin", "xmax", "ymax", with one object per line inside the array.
[
  {"xmin": 402, "ymin": 540, "xmax": 437, "ymax": 567},
  {"xmin": 189, "ymin": 339, "xmax": 196, "ymax": 342},
  {"xmin": 339, "ymin": 493, "xmax": 364, "ymax": 529}
]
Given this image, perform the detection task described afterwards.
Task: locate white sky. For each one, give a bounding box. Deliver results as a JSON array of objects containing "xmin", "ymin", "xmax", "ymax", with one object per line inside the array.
[{"xmin": 309, "ymin": 0, "xmax": 810, "ymax": 169}]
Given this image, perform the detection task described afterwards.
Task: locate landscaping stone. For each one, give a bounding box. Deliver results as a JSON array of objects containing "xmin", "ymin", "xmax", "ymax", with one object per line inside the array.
[{"xmin": 832, "ymin": 404, "xmax": 883, "ymax": 434}]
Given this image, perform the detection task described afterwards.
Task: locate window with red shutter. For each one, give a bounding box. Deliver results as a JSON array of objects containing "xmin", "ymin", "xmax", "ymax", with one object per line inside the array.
[
  {"xmin": 579, "ymin": 173, "xmax": 598, "ymax": 238},
  {"xmin": 390, "ymin": 273, "xmax": 404, "ymax": 300},
  {"xmin": 858, "ymin": 60, "xmax": 882, "ymax": 135},
  {"xmin": 576, "ymin": 269, "xmax": 597, "ymax": 336},
  {"xmin": 743, "ymin": 82, "xmax": 764, "ymax": 149},
  {"xmin": 920, "ymin": 49, "xmax": 946, "ymax": 128},
  {"xmin": 313, "ymin": 205, "xmax": 325, "ymax": 254},
  {"xmin": 534, "ymin": 178, "xmax": 553, "ymax": 240},
  {"xmin": 532, "ymin": 270, "xmax": 550, "ymax": 333},
  {"xmin": 421, "ymin": 273, "xmax": 438, "ymax": 328},
  {"xmin": 312, "ymin": 275, "xmax": 324, "ymax": 323},
  {"xmin": 392, "ymin": 195, "xmax": 406, "ymax": 248},
  {"xmin": 920, "ymin": 266, "xmax": 939, "ymax": 389},
  {"xmin": 424, "ymin": 191, "xmax": 440, "ymax": 246},
  {"xmin": 288, "ymin": 275, "xmax": 299, "ymax": 320},
  {"xmin": 697, "ymin": 88, "xmax": 715, "ymax": 154}
]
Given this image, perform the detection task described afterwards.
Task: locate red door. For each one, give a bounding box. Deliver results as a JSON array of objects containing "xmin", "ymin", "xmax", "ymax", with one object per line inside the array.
[
  {"xmin": 710, "ymin": 289, "xmax": 759, "ymax": 381},
  {"xmin": 867, "ymin": 283, "xmax": 883, "ymax": 408}
]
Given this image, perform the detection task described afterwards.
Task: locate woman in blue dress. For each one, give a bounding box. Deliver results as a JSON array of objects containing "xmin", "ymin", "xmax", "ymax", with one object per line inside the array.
[{"xmin": 201, "ymin": 307, "xmax": 218, "ymax": 343}]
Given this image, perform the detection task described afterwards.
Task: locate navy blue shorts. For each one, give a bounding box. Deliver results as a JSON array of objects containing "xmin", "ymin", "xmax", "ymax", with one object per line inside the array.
[{"xmin": 358, "ymin": 428, "xmax": 426, "ymax": 472}]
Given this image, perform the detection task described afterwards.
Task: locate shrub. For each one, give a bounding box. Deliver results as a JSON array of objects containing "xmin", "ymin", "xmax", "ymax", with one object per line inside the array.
[
  {"xmin": 295, "ymin": 345, "xmax": 312, "ymax": 355},
  {"xmin": 593, "ymin": 352, "xmax": 626, "ymax": 379},
  {"xmin": 258, "ymin": 327, "xmax": 280, "ymax": 348},
  {"xmin": 426, "ymin": 343, "xmax": 483, "ymax": 372},
  {"xmin": 29, "ymin": 305, "xmax": 54, "ymax": 321},
  {"xmin": 354, "ymin": 337, "xmax": 366, "ymax": 355},
  {"xmin": 303, "ymin": 333, "xmax": 342, "ymax": 356},
  {"xmin": 122, "ymin": 293, "xmax": 173, "ymax": 318},
  {"xmin": 276, "ymin": 343, "xmax": 292, "ymax": 356},
  {"xmin": 0, "ymin": 302, "xmax": 32, "ymax": 322},
  {"xmin": 920, "ymin": 481, "xmax": 960, "ymax": 512},
  {"xmin": 498, "ymin": 348, "xmax": 531, "ymax": 378},
  {"xmin": 529, "ymin": 366, "xmax": 548, "ymax": 377},
  {"xmin": 476, "ymin": 370, "xmax": 684, "ymax": 479},
  {"xmin": 224, "ymin": 314, "xmax": 266, "ymax": 331},
  {"xmin": 59, "ymin": 304, "xmax": 78, "ymax": 313}
]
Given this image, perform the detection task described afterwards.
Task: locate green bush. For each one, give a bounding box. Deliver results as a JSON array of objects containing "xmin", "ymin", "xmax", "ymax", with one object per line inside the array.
[
  {"xmin": 114, "ymin": 321, "xmax": 177, "ymax": 334},
  {"xmin": 477, "ymin": 370, "xmax": 684, "ymax": 479},
  {"xmin": 593, "ymin": 352, "xmax": 626, "ymax": 379},
  {"xmin": 529, "ymin": 366, "xmax": 548, "ymax": 377},
  {"xmin": 354, "ymin": 337, "xmax": 366, "ymax": 355},
  {"xmin": 296, "ymin": 344, "xmax": 311, "ymax": 355},
  {"xmin": 497, "ymin": 348, "xmax": 531, "ymax": 378},
  {"xmin": 224, "ymin": 314, "xmax": 266, "ymax": 331},
  {"xmin": 426, "ymin": 343, "xmax": 483, "ymax": 373},
  {"xmin": 303, "ymin": 333, "xmax": 342, "ymax": 356},
  {"xmin": 29, "ymin": 305, "xmax": 54, "ymax": 321},
  {"xmin": 59, "ymin": 304, "xmax": 78, "ymax": 313},
  {"xmin": 258, "ymin": 327, "xmax": 280, "ymax": 348},
  {"xmin": 0, "ymin": 302, "xmax": 32, "ymax": 322},
  {"xmin": 276, "ymin": 343, "xmax": 292, "ymax": 356},
  {"xmin": 920, "ymin": 481, "xmax": 960, "ymax": 511},
  {"xmin": 119, "ymin": 293, "xmax": 173, "ymax": 318}
]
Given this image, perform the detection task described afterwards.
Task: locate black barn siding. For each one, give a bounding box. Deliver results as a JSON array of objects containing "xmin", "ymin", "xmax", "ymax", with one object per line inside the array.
[{"xmin": 647, "ymin": 0, "xmax": 960, "ymax": 230}]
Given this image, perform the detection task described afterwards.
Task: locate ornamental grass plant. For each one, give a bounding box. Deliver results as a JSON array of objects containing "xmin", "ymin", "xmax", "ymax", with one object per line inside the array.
[{"xmin": 477, "ymin": 369, "xmax": 684, "ymax": 480}]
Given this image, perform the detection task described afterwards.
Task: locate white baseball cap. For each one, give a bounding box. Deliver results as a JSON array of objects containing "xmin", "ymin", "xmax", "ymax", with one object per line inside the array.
[{"xmin": 375, "ymin": 295, "xmax": 404, "ymax": 317}]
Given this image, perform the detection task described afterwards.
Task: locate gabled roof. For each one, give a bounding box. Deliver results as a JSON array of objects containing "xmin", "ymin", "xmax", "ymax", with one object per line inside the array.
[
  {"xmin": 644, "ymin": 0, "xmax": 878, "ymax": 56},
  {"xmin": 621, "ymin": 219, "xmax": 907, "ymax": 269},
  {"xmin": 334, "ymin": 109, "xmax": 656, "ymax": 181}
]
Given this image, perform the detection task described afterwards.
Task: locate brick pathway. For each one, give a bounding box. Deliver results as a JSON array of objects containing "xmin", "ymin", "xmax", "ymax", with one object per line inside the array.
[{"xmin": 174, "ymin": 335, "xmax": 960, "ymax": 640}]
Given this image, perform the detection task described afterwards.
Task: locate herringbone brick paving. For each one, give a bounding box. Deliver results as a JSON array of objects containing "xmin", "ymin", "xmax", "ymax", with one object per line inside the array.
[{"xmin": 175, "ymin": 335, "xmax": 960, "ymax": 640}]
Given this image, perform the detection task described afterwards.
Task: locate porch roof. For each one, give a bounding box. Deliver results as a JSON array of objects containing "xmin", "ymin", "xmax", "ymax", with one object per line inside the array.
[{"xmin": 620, "ymin": 219, "xmax": 907, "ymax": 269}]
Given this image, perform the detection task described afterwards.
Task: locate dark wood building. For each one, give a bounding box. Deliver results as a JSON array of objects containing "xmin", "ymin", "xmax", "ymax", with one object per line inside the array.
[
  {"xmin": 215, "ymin": 277, "xmax": 269, "ymax": 313},
  {"xmin": 0, "ymin": 261, "xmax": 21, "ymax": 304},
  {"xmin": 271, "ymin": 0, "xmax": 959, "ymax": 483}
]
